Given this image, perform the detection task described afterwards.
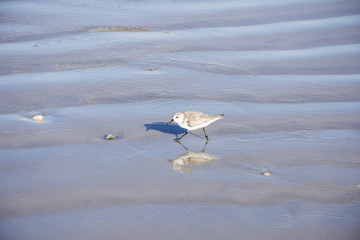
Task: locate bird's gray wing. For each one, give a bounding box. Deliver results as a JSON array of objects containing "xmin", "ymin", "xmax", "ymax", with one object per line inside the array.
[{"xmin": 186, "ymin": 112, "xmax": 210, "ymax": 127}]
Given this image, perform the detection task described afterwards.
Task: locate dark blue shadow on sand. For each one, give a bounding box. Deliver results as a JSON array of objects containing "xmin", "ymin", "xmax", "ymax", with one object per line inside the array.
[{"xmin": 144, "ymin": 122, "xmax": 186, "ymax": 139}]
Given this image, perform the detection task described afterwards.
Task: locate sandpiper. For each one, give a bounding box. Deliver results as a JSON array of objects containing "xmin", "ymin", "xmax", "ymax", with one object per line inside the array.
[{"xmin": 167, "ymin": 111, "xmax": 224, "ymax": 140}]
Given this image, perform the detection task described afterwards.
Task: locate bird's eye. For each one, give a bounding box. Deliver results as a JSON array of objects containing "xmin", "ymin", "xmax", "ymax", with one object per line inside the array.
[{"xmin": 176, "ymin": 116, "xmax": 178, "ymax": 118}]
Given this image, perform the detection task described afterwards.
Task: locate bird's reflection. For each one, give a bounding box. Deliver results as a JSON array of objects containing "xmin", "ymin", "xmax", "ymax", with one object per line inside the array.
[{"xmin": 168, "ymin": 140, "xmax": 216, "ymax": 173}]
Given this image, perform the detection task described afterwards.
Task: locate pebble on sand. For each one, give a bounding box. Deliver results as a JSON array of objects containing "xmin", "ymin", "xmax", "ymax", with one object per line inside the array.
[
  {"xmin": 143, "ymin": 67, "xmax": 159, "ymax": 71},
  {"xmin": 32, "ymin": 115, "xmax": 44, "ymax": 122},
  {"xmin": 260, "ymin": 170, "xmax": 272, "ymax": 176},
  {"xmin": 104, "ymin": 134, "xmax": 117, "ymax": 140}
]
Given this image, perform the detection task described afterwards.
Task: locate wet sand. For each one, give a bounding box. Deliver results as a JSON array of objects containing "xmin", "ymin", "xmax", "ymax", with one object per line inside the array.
[{"xmin": 1, "ymin": 0, "xmax": 360, "ymax": 239}]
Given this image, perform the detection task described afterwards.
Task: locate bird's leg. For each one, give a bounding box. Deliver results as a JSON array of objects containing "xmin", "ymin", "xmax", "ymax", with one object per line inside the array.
[
  {"xmin": 176, "ymin": 131, "xmax": 188, "ymax": 141},
  {"xmin": 202, "ymin": 128, "xmax": 209, "ymax": 140},
  {"xmin": 202, "ymin": 139, "xmax": 209, "ymax": 152},
  {"xmin": 176, "ymin": 140, "xmax": 189, "ymax": 152}
]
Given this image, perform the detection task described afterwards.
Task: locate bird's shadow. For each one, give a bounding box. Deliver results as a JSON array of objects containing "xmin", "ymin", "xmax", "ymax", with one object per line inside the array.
[{"xmin": 144, "ymin": 122, "xmax": 187, "ymax": 138}]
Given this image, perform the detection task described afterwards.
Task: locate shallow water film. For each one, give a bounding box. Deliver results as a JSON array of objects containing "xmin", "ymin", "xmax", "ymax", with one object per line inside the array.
[{"xmin": 1, "ymin": 0, "xmax": 360, "ymax": 239}]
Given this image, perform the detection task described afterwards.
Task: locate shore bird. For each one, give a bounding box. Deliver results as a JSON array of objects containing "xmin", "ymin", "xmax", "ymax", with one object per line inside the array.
[{"xmin": 167, "ymin": 111, "xmax": 224, "ymax": 141}]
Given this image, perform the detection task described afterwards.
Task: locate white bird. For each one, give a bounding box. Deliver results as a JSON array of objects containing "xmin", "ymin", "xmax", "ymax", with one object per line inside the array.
[{"xmin": 167, "ymin": 111, "xmax": 224, "ymax": 140}]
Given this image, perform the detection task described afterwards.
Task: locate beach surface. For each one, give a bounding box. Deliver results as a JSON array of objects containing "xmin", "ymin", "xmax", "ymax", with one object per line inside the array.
[{"xmin": 1, "ymin": 0, "xmax": 360, "ymax": 239}]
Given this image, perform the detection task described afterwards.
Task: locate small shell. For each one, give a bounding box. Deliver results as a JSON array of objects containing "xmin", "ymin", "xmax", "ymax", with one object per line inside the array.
[
  {"xmin": 32, "ymin": 115, "xmax": 44, "ymax": 122},
  {"xmin": 260, "ymin": 170, "xmax": 272, "ymax": 176},
  {"xmin": 104, "ymin": 134, "xmax": 117, "ymax": 140}
]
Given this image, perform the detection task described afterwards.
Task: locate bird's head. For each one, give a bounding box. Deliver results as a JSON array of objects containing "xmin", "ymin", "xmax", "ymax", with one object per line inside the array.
[{"xmin": 167, "ymin": 112, "xmax": 184, "ymax": 125}]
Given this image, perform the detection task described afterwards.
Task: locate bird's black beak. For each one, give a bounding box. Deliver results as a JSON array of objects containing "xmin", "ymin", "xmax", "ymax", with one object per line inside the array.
[{"xmin": 167, "ymin": 119, "xmax": 174, "ymax": 125}]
